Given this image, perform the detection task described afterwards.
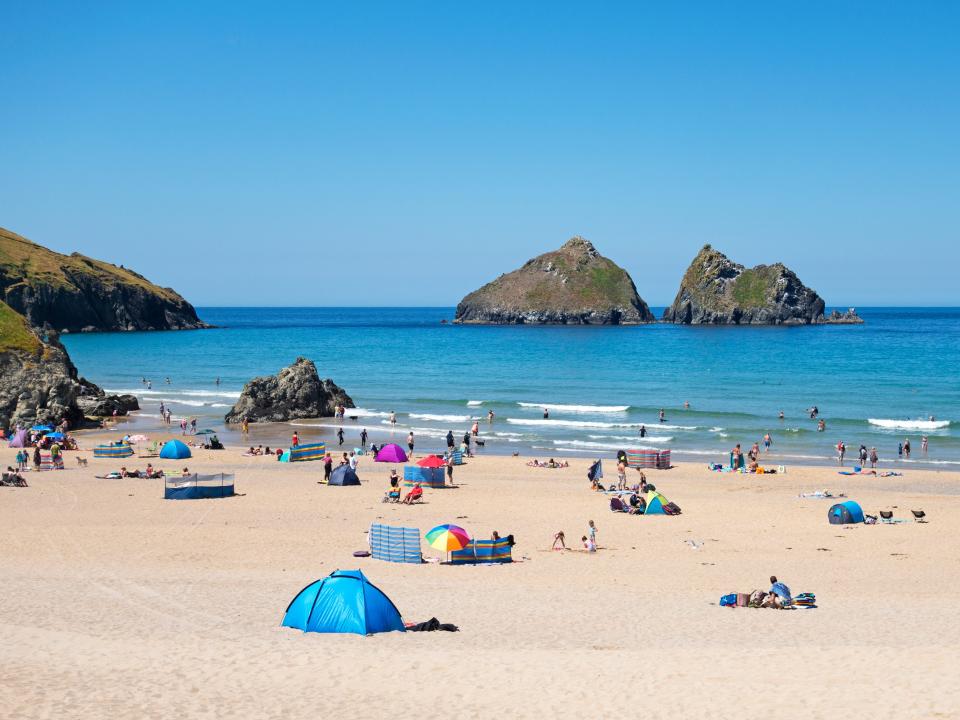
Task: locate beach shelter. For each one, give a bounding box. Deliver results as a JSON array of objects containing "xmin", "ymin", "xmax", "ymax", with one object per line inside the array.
[
  {"xmin": 289, "ymin": 442, "xmax": 326, "ymax": 462},
  {"xmin": 44, "ymin": 432, "xmax": 66, "ymax": 441},
  {"xmin": 159, "ymin": 439, "xmax": 192, "ymax": 460},
  {"xmin": 329, "ymin": 464, "xmax": 360, "ymax": 486},
  {"xmin": 282, "ymin": 569, "xmax": 405, "ymax": 635},
  {"xmin": 588, "ymin": 459, "xmax": 603, "ymax": 482},
  {"xmin": 94, "ymin": 444, "xmax": 134, "ymax": 459},
  {"xmin": 375, "ymin": 443, "xmax": 408, "ymax": 463},
  {"xmin": 8, "ymin": 429, "xmax": 27, "ymax": 448},
  {"xmin": 828, "ymin": 500, "xmax": 864, "ymax": 525},
  {"xmin": 416, "ymin": 454, "xmax": 446, "ymax": 469},
  {"xmin": 31, "ymin": 425, "xmax": 54, "ymax": 433},
  {"xmin": 642, "ymin": 490, "xmax": 671, "ymax": 515},
  {"xmin": 403, "ymin": 465, "xmax": 445, "ymax": 488}
]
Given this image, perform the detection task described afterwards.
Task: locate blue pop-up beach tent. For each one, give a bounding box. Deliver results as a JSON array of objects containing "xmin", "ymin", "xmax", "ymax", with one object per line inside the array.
[
  {"xmin": 282, "ymin": 570, "xmax": 405, "ymax": 635},
  {"xmin": 160, "ymin": 439, "xmax": 192, "ymax": 460},
  {"xmin": 828, "ymin": 500, "xmax": 864, "ymax": 524}
]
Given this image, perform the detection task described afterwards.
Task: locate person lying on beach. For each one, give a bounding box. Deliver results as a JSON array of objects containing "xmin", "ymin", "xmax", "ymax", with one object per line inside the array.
[
  {"xmin": 401, "ymin": 483, "xmax": 423, "ymax": 504},
  {"xmin": 119, "ymin": 467, "xmax": 141, "ymax": 478},
  {"xmin": 552, "ymin": 531, "xmax": 566, "ymax": 550},
  {"xmin": 527, "ymin": 459, "xmax": 542, "ymax": 467}
]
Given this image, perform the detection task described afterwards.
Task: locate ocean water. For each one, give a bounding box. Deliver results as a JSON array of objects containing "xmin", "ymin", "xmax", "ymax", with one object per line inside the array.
[{"xmin": 61, "ymin": 307, "xmax": 960, "ymax": 468}]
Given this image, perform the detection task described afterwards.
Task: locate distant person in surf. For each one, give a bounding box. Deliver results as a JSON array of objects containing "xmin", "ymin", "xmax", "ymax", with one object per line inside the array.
[
  {"xmin": 215, "ymin": 377, "xmax": 220, "ymax": 386},
  {"xmin": 407, "ymin": 431, "xmax": 415, "ymax": 455},
  {"xmin": 543, "ymin": 408, "xmax": 549, "ymax": 419},
  {"xmin": 778, "ymin": 410, "xmax": 785, "ymax": 420},
  {"xmin": 389, "ymin": 411, "xmax": 397, "ymax": 427},
  {"xmin": 869, "ymin": 447, "xmax": 879, "ymax": 468},
  {"xmin": 858, "ymin": 445, "xmax": 868, "ymax": 465},
  {"xmin": 922, "ymin": 436, "xmax": 928, "ymax": 454},
  {"xmin": 903, "ymin": 439, "xmax": 911, "ymax": 458},
  {"xmin": 763, "ymin": 433, "xmax": 772, "ymax": 451},
  {"xmin": 337, "ymin": 427, "xmax": 344, "ymax": 446},
  {"xmin": 808, "ymin": 406, "xmax": 819, "ymax": 419},
  {"xmin": 817, "ymin": 419, "xmax": 826, "ymax": 432},
  {"xmin": 898, "ymin": 442, "xmax": 903, "ymax": 458},
  {"xmin": 658, "ymin": 409, "xmax": 665, "ymax": 423},
  {"xmin": 639, "ymin": 425, "xmax": 647, "ymax": 438},
  {"xmin": 836, "ymin": 441, "xmax": 846, "ymax": 465},
  {"xmin": 488, "ymin": 410, "xmax": 495, "ymax": 423},
  {"xmin": 291, "ymin": 431, "xmax": 299, "ymax": 447},
  {"xmin": 360, "ymin": 428, "xmax": 368, "ymax": 450},
  {"xmin": 684, "ymin": 401, "xmax": 690, "ymax": 408},
  {"xmin": 471, "ymin": 421, "xmax": 479, "ymax": 437}
]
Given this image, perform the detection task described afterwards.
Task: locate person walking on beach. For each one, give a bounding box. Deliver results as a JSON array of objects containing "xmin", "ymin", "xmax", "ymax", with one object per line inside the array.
[
  {"xmin": 836, "ymin": 440, "xmax": 846, "ymax": 466},
  {"xmin": 159, "ymin": 401, "xmax": 165, "ymax": 417},
  {"xmin": 360, "ymin": 428, "xmax": 368, "ymax": 450},
  {"xmin": 616, "ymin": 458, "xmax": 627, "ymax": 490},
  {"xmin": 869, "ymin": 447, "xmax": 879, "ymax": 468},
  {"xmin": 180, "ymin": 418, "xmax": 187, "ymax": 435},
  {"xmin": 291, "ymin": 431, "xmax": 299, "ymax": 447},
  {"xmin": 446, "ymin": 430, "xmax": 455, "ymax": 451},
  {"xmin": 337, "ymin": 427, "xmax": 344, "ymax": 446},
  {"xmin": 407, "ymin": 431, "xmax": 415, "ymax": 456},
  {"xmin": 587, "ymin": 520, "xmax": 597, "ymax": 548},
  {"xmin": 446, "ymin": 456, "xmax": 454, "ymax": 486},
  {"xmin": 190, "ymin": 417, "xmax": 197, "ymax": 434},
  {"xmin": 763, "ymin": 433, "xmax": 772, "ymax": 451},
  {"xmin": 321, "ymin": 453, "xmax": 332, "ymax": 483},
  {"xmin": 241, "ymin": 417, "xmax": 249, "ymax": 435}
]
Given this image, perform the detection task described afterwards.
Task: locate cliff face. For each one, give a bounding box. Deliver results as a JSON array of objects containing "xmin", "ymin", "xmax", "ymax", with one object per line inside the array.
[
  {"xmin": 0, "ymin": 300, "xmax": 138, "ymax": 428},
  {"xmin": 454, "ymin": 236, "xmax": 654, "ymax": 325},
  {"xmin": 0, "ymin": 226, "xmax": 208, "ymax": 332},
  {"xmin": 662, "ymin": 245, "xmax": 853, "ymax": 325},
  {"xmin": 225, "ymin": 357, "xmax": 354, "ymax": 424}
]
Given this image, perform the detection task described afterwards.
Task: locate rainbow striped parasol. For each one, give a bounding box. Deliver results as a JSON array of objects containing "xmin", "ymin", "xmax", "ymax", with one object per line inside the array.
[{"xmin": 425, "ymin": 524, "xmax": 470, "ymax": 552}]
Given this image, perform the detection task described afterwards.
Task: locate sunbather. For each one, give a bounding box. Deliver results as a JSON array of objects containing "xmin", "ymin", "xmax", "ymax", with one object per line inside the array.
[{"xmin": 401, "ymin": 483, "xmax": 423, "ymax": 504}]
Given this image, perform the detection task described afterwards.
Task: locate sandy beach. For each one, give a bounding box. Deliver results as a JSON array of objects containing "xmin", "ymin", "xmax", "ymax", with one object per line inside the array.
[{"xmin": 2, "ymin": 438, "xmax": 959, "ymax": 720}]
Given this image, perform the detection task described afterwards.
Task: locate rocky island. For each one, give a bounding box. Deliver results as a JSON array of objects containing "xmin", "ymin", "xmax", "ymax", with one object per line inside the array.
[
  {"xmin": 454, "ymin": 236, "xmax": 654, "ymax": 325},
  {"xmin": 663, "ymin": 245, "xmax": 863, "ymax": 325},
  {"xmin": 0, "ymin": 226, "xmax": 208, "ymax": 332},
  {"xmin": 225, "ymin": 357, "xmax": 354, "ymax": 424}
]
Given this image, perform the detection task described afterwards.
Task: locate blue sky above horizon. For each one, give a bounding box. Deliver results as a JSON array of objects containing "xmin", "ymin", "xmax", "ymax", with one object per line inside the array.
[{"xmin": 1, "ymin": 2, "xmax": 957, "ymax": 306}]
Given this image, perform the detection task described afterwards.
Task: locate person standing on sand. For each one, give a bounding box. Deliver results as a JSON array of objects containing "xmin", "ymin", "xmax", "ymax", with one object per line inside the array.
[
  {"xmin": 321, "ymin": 453, "xmax": 332, "ymax": 483},
  {"xmin": 360, "ymin": 428, "xmax": 368, "ymax": 450},
  {"xmin": 33, "ymin": 446, "xmax": 41, "ymax": 470},
  {"xmin": 337, "ymin": 427, "xmax": 344, "ymax": 446},
  {"xmin": 407, "ymin": 431, "xmax": 415, "ymax": 455},
  {"xmin": 587, "ymin": 520, "xmax": 597, "ymax": 547},
  {"xmin": 446, "ymin": 456, "xmax": 454, "ymax": 485},
  {"xmin": 446, "ymin": 430, "xmax": 455, "ymax": 451},
  {"xmin": 837, "ymin": 440, "xmax": 846, "ymax": 465},
  {"xmin": 291, "ymin": 431, "xmax": 299, "ymax": 447},
  {"xmin": 617, "ymin": 459, "xmax": 627, "ymax": 490}
]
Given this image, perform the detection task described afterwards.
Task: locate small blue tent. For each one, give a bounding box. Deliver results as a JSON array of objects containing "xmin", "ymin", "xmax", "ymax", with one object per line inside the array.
[
  {"xmin": 160, "ymin": 439, "xmax": 192, "ymax": 460},
  {"xmin": 828, "ymin": 500, "xmax": 864, "ymax": 524},
  {"xmin": 282, "ymin": 570, "xmax": 405, "ymax": 635}
]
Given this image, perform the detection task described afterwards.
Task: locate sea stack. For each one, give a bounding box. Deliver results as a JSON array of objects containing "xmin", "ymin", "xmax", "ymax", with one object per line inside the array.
[
  {"xmin": 454, "ymin": 236, "xmax": 654, "ymax": 325},
  {"xmin": 663, "ymin": 244, "xmax": 862, "ymax": 325},
  {"xmin": 0, "ymin": 226, "xmax": 208, "ymax": 332},
  {"xmin": 225, "ymin": 357, "xmax": 354, "ymax": 423}
]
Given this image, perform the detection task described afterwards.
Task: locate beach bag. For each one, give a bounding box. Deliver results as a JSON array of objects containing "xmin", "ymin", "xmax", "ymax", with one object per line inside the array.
[
  {"xmin": 719, "ymin": 593, "xmax": 737, "ymax": 607},
  {"xmin": 777, "ymin": 465, "xmax": 786, "ymax": 474},
  {"xmin": 736, "ymin": 593, "xmax": 750, "ymax": 607}
]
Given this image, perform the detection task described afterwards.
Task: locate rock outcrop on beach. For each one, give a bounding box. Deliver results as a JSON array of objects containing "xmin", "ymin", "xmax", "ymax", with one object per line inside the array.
[
  {"xmin": 0, "ymin": 226, "xmax": 208, "ymax": 333},
  {"xmin": 454, "ymin": 236, "xmax": 655, "ymax": 325},
  {"xmin": 0, "ymin": 300, "xmax": 138, "ymax": 428},
  {"xmin": 663, "ymin": 245, "xmax": 860, "ymax": 325},
  {"xmin": 224, "ymin": 357, "xmax": 354, "ymax": 424}
]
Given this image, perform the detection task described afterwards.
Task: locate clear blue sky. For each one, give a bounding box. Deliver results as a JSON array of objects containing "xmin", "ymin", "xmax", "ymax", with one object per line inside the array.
[{"xmin": 1, "ymin": 2, "xmax": 957, "ymax": 306}]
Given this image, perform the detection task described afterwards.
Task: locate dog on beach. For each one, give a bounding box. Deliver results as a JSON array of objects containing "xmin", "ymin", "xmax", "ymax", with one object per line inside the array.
[{"xmin": 76, "ymin": 457, "xmax": 88, "ymax": 467}]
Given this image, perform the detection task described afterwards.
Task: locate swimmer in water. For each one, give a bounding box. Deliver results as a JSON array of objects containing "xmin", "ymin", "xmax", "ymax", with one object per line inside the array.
[
  {"xmin": 658, "ymin": 409, "xmax": 665, "ymax": 423},
  {"xmin": 778, "ymin": 410, "xmax": 784, "ymax": 420}
]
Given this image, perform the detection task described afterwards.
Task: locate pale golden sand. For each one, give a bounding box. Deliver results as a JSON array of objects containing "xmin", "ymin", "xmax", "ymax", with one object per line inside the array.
[{"xmin": 2, "ymin": 444, "xmax": 959, "ymax": 719}]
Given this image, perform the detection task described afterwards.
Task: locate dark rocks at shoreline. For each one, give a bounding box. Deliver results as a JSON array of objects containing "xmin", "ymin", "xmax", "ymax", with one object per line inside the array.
[
  {"xmin": 224, "ymin": 357, "xmax": 354, "ymax": 424},
  {"xmin": 454, "ymin": 236, "xmax": 655, "ymax": 325}
]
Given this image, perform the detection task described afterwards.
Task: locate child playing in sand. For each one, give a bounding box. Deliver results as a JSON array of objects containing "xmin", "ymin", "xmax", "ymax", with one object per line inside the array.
[
  {"xmin": 551, "ymin": 531, "xmax": 566, "ymax": 550},
  {"xmin": 587, "ymin": 520, "xmax": 597, "ymax": 547},
  {"xmin": 582, "ymin": 535, "xmax": 596, "ymax": 552}
]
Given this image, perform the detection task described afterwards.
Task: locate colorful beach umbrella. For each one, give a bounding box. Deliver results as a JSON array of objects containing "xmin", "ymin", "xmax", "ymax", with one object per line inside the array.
[
  {"xmin": 416, "ymin": 454, "xmax": 446, "ymax": 468},
  {"xmin": 425, "ymin": 524, "xmax": 470, "ymax": 552}
]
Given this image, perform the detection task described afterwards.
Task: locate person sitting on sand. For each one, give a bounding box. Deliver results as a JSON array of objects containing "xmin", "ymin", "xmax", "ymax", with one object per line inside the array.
[
  {"xmin": 401, "ymin": 482, "xmax": 423, "ymax": 504},
  {"xmin": 387, "ymin": 472, "xmax": 401, "ymax": 502},
  {"xmin": 747, "ymin": 459, "xmax": 759, "ymax": 473},
  {"xmin": 582, "ymin": 535, "xmax": 596, "ymax": 552},
  {"xmin": 763, "ymin": 576, "xmax": 793, "ymax": 608},
  {"xmin": 181, "ymin": 467, "xmax": 190, "ymax": 476},
  {"xmin": 145, "ymin": 463, "xmax": 155, "ymax": 478},
  {"xmin": 551, "ymin": 531, "xmax": 566, "ymax": 550}
]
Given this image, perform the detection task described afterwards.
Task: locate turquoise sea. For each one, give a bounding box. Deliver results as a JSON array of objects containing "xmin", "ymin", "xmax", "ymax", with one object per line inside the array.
[{"xmin": 61, "ymin": 307, "xmax": 960, "ymax": 468}]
